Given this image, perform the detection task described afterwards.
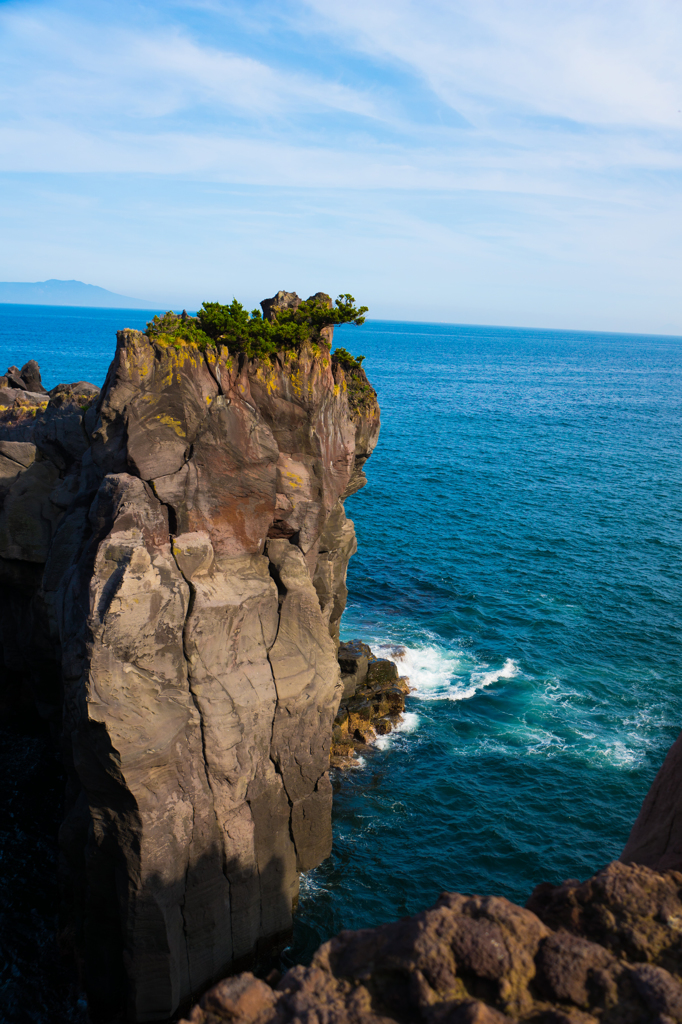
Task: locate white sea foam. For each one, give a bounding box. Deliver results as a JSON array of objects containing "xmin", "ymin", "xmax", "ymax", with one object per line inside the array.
[
  {"xmin": 375, "ymin": 642, "xmax": 456, "ymax": 693},
  {"xmin": 373, "ymin": 710, "xmax": 421, "ymax": 751},
  {"xmin": 402, "ymin": 647, "xmax": 515, "ymax": 701},
  {"xmin": 353, "ymin": 633, "xmax": 659, "ymax": 770},
  {"xmin": 395, "ymin": 711, "xmax": 420, "ymax": 733},
  {"xmin": 370, "ymin": 638, "xmax": 520, "ymax": 704}
]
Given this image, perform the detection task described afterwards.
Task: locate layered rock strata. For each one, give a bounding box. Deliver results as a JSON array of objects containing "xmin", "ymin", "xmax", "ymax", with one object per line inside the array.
[
  {"xmin": 0, "ymin": 302, "xmax": 380, "ymax": 1021},
  {"xmin": 181, "ymin": 859, "xmax": 682, "ymax": 1024}
]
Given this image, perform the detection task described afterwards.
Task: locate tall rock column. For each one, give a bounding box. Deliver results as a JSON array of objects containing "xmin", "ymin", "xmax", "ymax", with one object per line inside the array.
[{"xmin": 40, "ymin": 321, "xmax": 380, "ymax": 1020}]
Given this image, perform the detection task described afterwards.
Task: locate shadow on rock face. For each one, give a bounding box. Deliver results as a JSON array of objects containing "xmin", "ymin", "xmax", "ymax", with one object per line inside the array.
[
  {"xmin": 0, "ymin": 711, "xmax": 87, "ymax": 1024},
  {"xmin": 0, "ymin": 314, "xmax": 381, "ymax": 1022}
]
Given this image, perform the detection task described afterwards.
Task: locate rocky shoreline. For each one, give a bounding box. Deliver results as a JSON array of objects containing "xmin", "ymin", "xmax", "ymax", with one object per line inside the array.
[
  {"xmin": 178, "ymin": 718, "xmax": 682, "ymax": 1024},
  {"xmin": 3, "ymin": 298, "xmax": 682, "ymax": 1024},
  {"xmin": 331, "ymin": 640, "xmax": 410, "ymax": 765},
  {"xmin": 180, "ymin": 859, "xmax": 682, "ymax": 1024}
]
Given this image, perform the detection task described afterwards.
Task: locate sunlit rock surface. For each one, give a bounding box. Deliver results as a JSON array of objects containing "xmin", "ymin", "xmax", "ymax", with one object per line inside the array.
[{"xmin": 0, "ymin": 305, "xmax": 379, "ymax": 1021}]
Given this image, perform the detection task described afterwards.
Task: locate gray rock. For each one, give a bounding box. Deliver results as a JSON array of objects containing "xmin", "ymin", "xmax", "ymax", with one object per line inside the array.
[
  {"xmin": 0, "ymin": 320, "xmax": 380, "ymax": 1020},
  {"xmin": 0, "ymin": 440, "xmax": 37, "ymax": 467}
]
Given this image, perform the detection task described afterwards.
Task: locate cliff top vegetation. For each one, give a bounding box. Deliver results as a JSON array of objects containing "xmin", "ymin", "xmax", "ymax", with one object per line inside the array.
[{"xmin": 146, "ymin": 292, "xmax": 367, "ymax": 362}]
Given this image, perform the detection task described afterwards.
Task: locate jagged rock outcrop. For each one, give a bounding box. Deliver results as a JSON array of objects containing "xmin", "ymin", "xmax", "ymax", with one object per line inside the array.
[
  {"xmin": 0, "ymin": 297, "xmax": 379, "ymax": 1021},
  {"xmin": 331, "ymin": 641, "xmax": 409, "ymax": 761},
  {"xmin": 0, "ymin": 358, "xmax": 48, "ymax": 394},
  {"xmin": 181, "ymin": 860, "xmax": 682, "ymax": 1024}
]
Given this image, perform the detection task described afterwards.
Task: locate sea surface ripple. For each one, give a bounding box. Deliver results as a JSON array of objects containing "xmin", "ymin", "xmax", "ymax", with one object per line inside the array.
[
  {"xmin": 0, "ymin": 305, "xmax": 680, "ymax": 971},
  {"xmin": 292, "ymin": 316, "xmax": 682, "ymax": 959}
]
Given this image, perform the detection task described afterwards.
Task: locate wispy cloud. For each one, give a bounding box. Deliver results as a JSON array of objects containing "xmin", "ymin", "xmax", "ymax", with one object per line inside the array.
[
  {"xmin": 2, "ymin": 0, "xmax": 681, "ymax": 184},
  {"xmin": 0, "ymin": 6, "xmax": 381, "ymax": 123},
  {"xmin": 0, "ymin": 0, "xmax": 681, "ymax": 330},
  {"xmin": 299, "ymin": 0, "xmax": 682, "ymax": 130}
]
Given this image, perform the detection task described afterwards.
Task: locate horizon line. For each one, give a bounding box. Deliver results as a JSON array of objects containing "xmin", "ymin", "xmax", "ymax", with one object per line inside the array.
[{"xmin": 0, "ymin": 300, "xmax": 680, "ymax": 341}]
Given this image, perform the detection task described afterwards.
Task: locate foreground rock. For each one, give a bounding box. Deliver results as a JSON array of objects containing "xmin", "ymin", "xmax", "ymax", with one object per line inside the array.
[
  {"xmin": 182, "ymin": 860, "xmax": 682, "ymax": 1024},
  {"xmin": 0, "ymin": 297, "xmax": 380, "ymax": 1021}
]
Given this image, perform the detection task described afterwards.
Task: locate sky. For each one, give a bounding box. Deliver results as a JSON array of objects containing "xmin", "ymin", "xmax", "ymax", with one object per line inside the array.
[{"xmin": 1, "ymin": 0, "xmax": 682, "ymax": 331}]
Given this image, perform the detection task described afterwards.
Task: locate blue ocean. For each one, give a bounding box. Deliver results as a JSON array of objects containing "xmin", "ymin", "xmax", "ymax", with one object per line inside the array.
[{"xmin": 1, "ymin": 303, "xmax": 681, "ymax": 966}]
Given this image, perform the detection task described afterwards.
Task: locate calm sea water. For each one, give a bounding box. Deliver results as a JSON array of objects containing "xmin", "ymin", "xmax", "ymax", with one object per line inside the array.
[{"xmin": 1, "ymin": 303, "xmax": 681, "ymax": 973}]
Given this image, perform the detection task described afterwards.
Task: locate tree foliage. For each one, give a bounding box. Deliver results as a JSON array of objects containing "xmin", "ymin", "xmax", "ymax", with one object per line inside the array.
[
  {"xmin": 146, "ymin": 293, "xmax": 368, "ymax": 362},
  {"xmin": 332, "ymin": 347, "xmax": 365, "ymax": 371}
]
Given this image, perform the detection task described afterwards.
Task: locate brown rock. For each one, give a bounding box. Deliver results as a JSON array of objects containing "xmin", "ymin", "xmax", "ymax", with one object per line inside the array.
[
  {"xmin": 19, "ymin": 359, "xmax": 48, "ymax": 394},
  {"xmin": 184, "ymin": 858, "xmax": 682, "ymax": 1024},
  {"xmin": 621, "ymin": 730, "xmax": 682, "ymax": 873},
  {"xmin": 367, "ymin": 658, "xmax": 399, "ymax": 686},
  {"xmin": 534, "ymin": 930, "xmax": 616, "ymax": 1008},
  {"xmin": 0, "ymin": 314, "xmax": 381, "ymax": 1019},
  {"xmin": 527, "ymin": 860, "xmax": 682, "ymax": 974}
]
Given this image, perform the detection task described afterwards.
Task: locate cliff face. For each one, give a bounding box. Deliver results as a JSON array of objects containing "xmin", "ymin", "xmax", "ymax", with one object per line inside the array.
[
  {"xmin": 620, "ymin": 731, "xmax": 682, "ymax": 874},
  {"xmin": 0, "ymin": 307, "xmax": 379, "ymax": 1021}
]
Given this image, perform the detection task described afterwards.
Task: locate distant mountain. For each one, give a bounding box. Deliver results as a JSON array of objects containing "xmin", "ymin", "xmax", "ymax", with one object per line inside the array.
[{"xmin": 0, "ymin": 279, "xmax": 153, "ymax": 308}]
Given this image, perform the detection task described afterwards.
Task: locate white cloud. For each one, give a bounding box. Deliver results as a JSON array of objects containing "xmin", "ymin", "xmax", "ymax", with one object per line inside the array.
[
  {"xmin": 0, "ymin": 0, "xmax": 680, "ymax": 189},
  {"xmin": 301, "ymin": 0, "xmax": 679, "ymax": 129},
  {"xmin": 299, "ymin": 0, "xmax": 682, "ymax": 130},
  {"xmin": 0, "ymin": 7, "xmax": 381, "ymax": 122},
  {"xmin": 1, "ymin": 0, "xmax": 679, "ymax": 194},
  {"xmin": 1, "ymin": 0, "xmax": 682, "ymax": 330}
]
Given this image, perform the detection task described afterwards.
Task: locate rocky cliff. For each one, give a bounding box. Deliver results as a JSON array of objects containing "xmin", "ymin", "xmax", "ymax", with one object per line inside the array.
[
  {"xmin": 0, "ymin": 295, "xmax": 379, "ymax": 1022},
  {"xmin": 179, "ymin": 739, "xmax": 682, "ymax": 1024}
]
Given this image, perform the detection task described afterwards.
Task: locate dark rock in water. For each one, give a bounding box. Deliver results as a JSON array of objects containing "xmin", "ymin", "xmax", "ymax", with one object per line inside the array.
[
  {"xmin": 0, "ymin": 299, "xmax": 380, "ymax": 1021},
  {"xmin": 338, "ymin": 638, "xmax": 371, "ymax": 698},
  {"xmin": 180, "ymin": 859, "xmax": 682, "ymax": 1024},
  {"xmin": 331, "ymin": 643, "xmax": 409, "ymax": 763},
  {"xmin": 18, "ymin": 359, "xmax": 48, "ymax": 394},
  {"xmin": 367, "ymin": 656, "xmax": 399, "ymax": 686}
]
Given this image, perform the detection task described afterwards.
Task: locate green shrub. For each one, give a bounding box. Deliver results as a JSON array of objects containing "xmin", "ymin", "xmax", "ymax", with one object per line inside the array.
[
  {"xmin": 145, "ymin": 294, "xmax": 368, "ymax": 361},
  {"xmin": 145, "ymin": 311, "xmax": 212, "ymax": 350},
  {"xmin": 332, "ymin": 347, "xmax": 365, "ymax": 371}
]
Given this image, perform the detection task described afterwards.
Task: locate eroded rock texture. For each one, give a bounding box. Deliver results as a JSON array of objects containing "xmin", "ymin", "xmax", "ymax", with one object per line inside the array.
[
  {"xmin": 0, "ymin": 308, "xmax": 379, "ymax": 1021},
  {"xmin": 181, "ymin": 861, "xmax": 682, "ymax": 1024}
]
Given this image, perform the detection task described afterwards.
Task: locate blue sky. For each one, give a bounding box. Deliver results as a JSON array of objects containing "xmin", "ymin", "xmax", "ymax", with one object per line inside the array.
[{"xmin": 1, "ymin": 0, "xmax": 682, "ymax": 331}]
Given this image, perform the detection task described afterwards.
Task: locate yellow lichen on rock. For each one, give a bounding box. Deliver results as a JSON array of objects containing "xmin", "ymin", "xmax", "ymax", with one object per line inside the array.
[
  {"xmin": 283, "ymin": 470, "xmax": 303, "ymax": 489},
  {"xmin": 255, "ymin": 365, "xmax": 279, "ymax": 396},
  {"xmin": 156, "ymin": 414, "xmax": 186, "ymax": 438}
]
